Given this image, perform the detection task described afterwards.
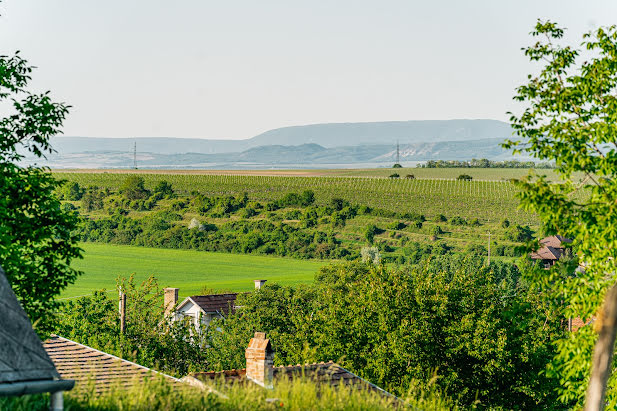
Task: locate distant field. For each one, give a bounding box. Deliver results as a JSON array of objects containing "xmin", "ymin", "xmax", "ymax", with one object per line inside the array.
[
  {"xmin": 54, "ymin": 169, "xmax": 539, "ymax": 224},
  {"xmin": 63, "ymin": 243, "xmax": 326, "ymax": 299},
  {"xmin": 55, "ymin": 167, "xmax": 564, "ymax": 180}
]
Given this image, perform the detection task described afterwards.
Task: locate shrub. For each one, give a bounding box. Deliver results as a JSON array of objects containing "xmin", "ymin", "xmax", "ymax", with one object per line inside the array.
[
  {"xmin": 389, "ymin": 173, "xmax": 400, "ymax": 178},
  {"xmin": 449, "ymin": 216, "xmax": 466, "ymax": 226},
  {"xmin": 457, "ymin": 174, "xmax": 473, "ymax": 181},
  {"xmin": 501, "ymin": 219, "xmax": 510, "ymax": 228},
  {"xmin": 434, "ymin": 214, "xmax": 447, "ymax": 222},
  {"xmin": 120, "ymin": 176, "xmax": 150, "ymax": 200},
  {"xmin": 405, "ymin": 174, "xmax": 415, "ymax": 179},
  {"xmin": 431, "ymin": 225, "xmax": 444, "ymax": 236},
  {"xmin": 387, "ymin": 221, "xmax": 406, "ymax": 230}
]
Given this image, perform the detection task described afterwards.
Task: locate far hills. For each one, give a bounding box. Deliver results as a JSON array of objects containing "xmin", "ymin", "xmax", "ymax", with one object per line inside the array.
[{"xmin": 35, "ymin": 119, "xmax": 520, "ymax": 169}]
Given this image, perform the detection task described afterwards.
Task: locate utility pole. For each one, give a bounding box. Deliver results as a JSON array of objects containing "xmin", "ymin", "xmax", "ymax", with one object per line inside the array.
[
  {"xmin": 488, "ymin": 231, "xmax": 491, "ymax": 265},
  {"xmin": 133, "ymin": 142, "xmax": 137, "ymax": 169},
  {"xmin": 119, "ymin": 288, "xmax": 126, "ymax": 334}
]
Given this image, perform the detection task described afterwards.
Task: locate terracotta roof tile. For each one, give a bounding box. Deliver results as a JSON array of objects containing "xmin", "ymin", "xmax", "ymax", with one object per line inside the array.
[
  {"xmin": 188, "ymin": 293, "xmax": 238, "ymax": 315},
  {"xmin": 43, "ymin": 336, "xmax": 180, "ymax": 393}
]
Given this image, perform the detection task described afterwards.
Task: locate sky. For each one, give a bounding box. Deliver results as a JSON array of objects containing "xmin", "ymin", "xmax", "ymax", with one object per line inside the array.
[{"xmin": 1, "ymin": 1, "xmax": 616, "ymax": 140}]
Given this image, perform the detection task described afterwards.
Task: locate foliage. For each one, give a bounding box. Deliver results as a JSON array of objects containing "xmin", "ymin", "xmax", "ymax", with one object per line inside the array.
[
  {"xmin": 204, "ymin": 257, "xmax": 563, "ymax": 408},
  {"xmin": 388, "ymin": 173, "xmax": 400, "ymax": 178},
  {"xmin": 55, "ymin": 275, "xmax": 208, "ymax": 376},
  {"xmin": 360, "ymin": 246, "xmax": 381, "ymax": 264},
  {"xmin": 504, "ymin": 19, "xmax": 617, "ymax": 407},
  {"xmin": 120, "ymin": 176, "xmax": 151, "ymax": 200},
  {"xmin": 422, "ymin": 158, "xmax": 553, "ymax": 168},
  {"xmin": 0, "ymin": 52, "xmax": 82, "ymax": 335},
  {"xmin": 456, "ymin": 174, "xmax": 472, "ymax": 181},
  {"xmin": 54, "ymin": 172, "xmax": 538, "ymax": 225}
]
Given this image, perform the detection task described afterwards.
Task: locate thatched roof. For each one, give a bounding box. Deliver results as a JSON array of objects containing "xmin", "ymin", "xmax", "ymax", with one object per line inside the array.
[{"xmin": 0, "ymin": 266, "xmax": 60, "ymax": 384}]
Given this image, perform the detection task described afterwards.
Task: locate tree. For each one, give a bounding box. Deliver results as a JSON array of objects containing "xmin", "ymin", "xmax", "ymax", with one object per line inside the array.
[
  {"xmin": 206, "ymin": 258, "xmax": 562, "ymax": 407},
  {"xmin": 120, "ymin": 175, "xmax": 150, "ymax": 200},
  {"xmin": 0, "ymin": 52, "xmax": 82, "ymax": 335},
  {"xmin": 504, "ymin": 20, "xmax": 617, "ymax": 409}
]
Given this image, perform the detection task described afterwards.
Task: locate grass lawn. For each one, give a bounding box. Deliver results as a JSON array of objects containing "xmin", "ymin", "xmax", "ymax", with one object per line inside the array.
[{"xmin": 63, "ymin": 243, "xmax": 327, "ymax": 299}]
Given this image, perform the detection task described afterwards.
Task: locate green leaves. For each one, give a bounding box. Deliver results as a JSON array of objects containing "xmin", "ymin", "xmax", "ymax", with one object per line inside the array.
[
  {"xmin": 0, "ymin": 52, "xmax": 81, "ymax": 336},
  {"xmin": 505, "ymin": 20, "xmax": 617, "ymax": 407}
]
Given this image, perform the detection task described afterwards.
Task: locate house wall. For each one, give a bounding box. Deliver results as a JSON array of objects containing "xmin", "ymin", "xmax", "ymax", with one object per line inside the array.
[{"xmin": 175, "ymin": 300, "xmax": 223, "ymax": 331}]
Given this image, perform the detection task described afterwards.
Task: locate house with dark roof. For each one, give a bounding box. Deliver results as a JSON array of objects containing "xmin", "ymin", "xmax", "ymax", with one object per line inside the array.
[
  {"xmin": 0, "ymin": 266, "xmax": 74, "ymax": 410},
  {"xmin": 164, "ymin": 280, "xmax": 267, "ymax": 331},
  {"xmin": 183, "ymin": 332, "xmax": 397, "ymax": 400},
  {"xmin": 530, "ymin": 235, "xmax": 572, "ymax": 268},
  {"xmin": 43, "ymin": 336, "xmax": 183, "ymax": 394}
]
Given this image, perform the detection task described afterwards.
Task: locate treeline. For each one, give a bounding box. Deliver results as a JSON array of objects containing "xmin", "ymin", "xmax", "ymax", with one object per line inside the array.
[
  {"xmin": 56, "ymin": 256, "xmax": 565, "ymax": 409},
  {"xmin": 419, "ymin": 158, "xmax": 554, "ymax": 168}
]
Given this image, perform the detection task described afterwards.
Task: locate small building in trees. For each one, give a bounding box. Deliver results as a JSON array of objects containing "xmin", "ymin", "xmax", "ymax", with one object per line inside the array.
[
  {"xmin": 530, "ymin": 235, "xmax": 572, "ymax": 268},
  {"xmin": 164, "ymin": 280, "xmax": 267, "ymax": 332}
]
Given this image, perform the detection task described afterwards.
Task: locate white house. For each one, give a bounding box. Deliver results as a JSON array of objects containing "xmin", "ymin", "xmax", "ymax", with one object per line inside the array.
[{"xmin": 164, "ymin": 280, "xmax": 267, "ymax": 331}]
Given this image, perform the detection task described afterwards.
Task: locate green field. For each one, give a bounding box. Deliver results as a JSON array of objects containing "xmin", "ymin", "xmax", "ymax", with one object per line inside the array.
[{"xmin": 63, "ymin": 243, "xmax": 326, "ymax": 299}]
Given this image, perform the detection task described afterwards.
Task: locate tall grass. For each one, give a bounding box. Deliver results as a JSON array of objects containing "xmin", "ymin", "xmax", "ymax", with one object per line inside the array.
[{"xmin": 0, "ymin": 375, "xmax": 460, "ymax": 410}]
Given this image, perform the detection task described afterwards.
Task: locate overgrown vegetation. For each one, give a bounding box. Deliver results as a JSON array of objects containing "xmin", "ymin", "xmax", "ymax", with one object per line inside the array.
[
  {"xmin": 56, "ymin": 256, "xmax": 564, "ymax": 409},
  {"xmin": 60, "ymin": 179, "xmax": 528, "ymax": 263}
]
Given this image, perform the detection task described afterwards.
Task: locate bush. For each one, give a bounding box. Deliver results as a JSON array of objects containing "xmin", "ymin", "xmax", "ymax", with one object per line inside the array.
[
  {"xmin": 389, "ymin": 173, "xmax": 400, "ymax": 179},
  {"xmin": 392, "ymin": 163, "xmax": 402, "ymax": 168},
  {"xmin": 504, "ymin": 225, "xmax": 534, "ymax": 242},
  {"xmin": 449, "ymin": 216, "xmax": 466, "ymax": 226},
  {"xmin": 387, "ymin": 221, "xmax": 406, "ymax": 230},
  {"xmin": 405, "ymin": 174, "xmax": 415, "ymax": 179},
  {"xmin": 365, "ymin": 224, "xmax": 379, "ymax": 244},
  {"xmin": 59, "ymin": 181, "xmax": 85, "ymax": 201},
  {"xmin": 457, "ymin": 174, "xmax": 473, "ymax": 181},
  {"xmin": 501, "ymin": 219, "xmax": 510, "ymax": 228},
  {"xmin": 434, "ymin": 214, "xmax": 447, "ymax": 222},
  {"xmin": 120, "ymin": 176, "xmax": 150, "ymax": 200},
  {"xmin": 431, "ymin": 225, "xmax": 444, "ymax": 236}
]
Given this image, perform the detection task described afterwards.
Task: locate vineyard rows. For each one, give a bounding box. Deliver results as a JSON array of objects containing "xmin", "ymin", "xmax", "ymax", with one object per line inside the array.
[{"xmin": 55, "ymin": 173, "xmax": 537, "ymax": 225}]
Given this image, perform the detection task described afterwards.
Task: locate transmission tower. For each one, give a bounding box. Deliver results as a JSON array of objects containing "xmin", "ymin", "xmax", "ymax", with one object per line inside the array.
[
  {"xmin": 133, "ymin": 142, "xmax": 137, "ymax": 169},
  {"xmin": 396, "ymin": 140, "xmax": 400, "ymax": 164}
]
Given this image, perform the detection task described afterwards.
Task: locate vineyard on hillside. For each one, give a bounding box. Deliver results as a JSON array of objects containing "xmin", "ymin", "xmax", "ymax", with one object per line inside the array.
[{"xmin": 55, "ymin": 172, "xmax": 538, "ymax": 225}]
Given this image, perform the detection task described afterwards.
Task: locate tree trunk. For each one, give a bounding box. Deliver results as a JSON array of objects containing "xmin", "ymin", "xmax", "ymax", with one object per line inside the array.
[{"xmin": 585, "ymin": 285, "xmax": 617, "ymax": 411}]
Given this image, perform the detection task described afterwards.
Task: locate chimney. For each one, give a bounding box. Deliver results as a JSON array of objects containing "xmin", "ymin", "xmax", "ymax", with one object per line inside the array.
[
  {"xmin": 254, "ymin": 279, "xmax": 267, "ymax": 290},
  {"xmin": 245, "ymin": 332, "xmax": 274, "ymax": 388},
  {"xmin": 164, "ymin": 288, "xmax": 179, "ymax": 317}
]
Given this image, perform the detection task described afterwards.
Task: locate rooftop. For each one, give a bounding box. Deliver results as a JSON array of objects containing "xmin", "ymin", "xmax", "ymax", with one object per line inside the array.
[{"xmin": 43, "ymin": 335, "xmax": 181, "ymax": 393}]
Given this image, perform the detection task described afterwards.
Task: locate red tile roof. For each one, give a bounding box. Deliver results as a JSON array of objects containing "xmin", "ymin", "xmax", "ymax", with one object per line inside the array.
[
  {"xmin": 530, "ymin": 245, "xmax": 563, "ymax": 261},
  {"xmin": 43, "ymin": 336, "xmax": 181, "ymax": 393},
  {"xmin": 540, "ymin": 235, "xmax": 572, "ymax": 249},
  {"xmin": 184, "ymin": 293, "xmax": 238, "ymax": 315}
]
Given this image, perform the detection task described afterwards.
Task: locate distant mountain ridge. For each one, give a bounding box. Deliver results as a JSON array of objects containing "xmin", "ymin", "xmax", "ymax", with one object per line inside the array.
[
  {"xmin": 32, "ymin": 138, "xmax": 524, "ymax": 169},
  {"xmin": 50, "ymin": 119, "xmax": 513, "ymax": 155}
]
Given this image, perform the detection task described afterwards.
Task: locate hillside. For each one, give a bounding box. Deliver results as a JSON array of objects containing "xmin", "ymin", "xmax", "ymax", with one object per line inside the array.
[
  {"xmin": 34, "ymin": 138, "xmax": 520, "ymax": 169},
  {"xmin": 49, "ymin": 119, "xmax": 512, "ymax": 156}
]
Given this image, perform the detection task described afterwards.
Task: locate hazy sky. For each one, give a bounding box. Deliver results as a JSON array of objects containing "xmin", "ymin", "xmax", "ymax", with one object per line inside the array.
[{"xmin": 1, "ymin": 1, "xmax": 615, "ymax": 140}]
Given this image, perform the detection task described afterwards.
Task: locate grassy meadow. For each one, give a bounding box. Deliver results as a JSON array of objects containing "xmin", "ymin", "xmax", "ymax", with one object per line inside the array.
[{"xmin": 64, "ymin": 243, "xmax": 326, "ymax": 299}]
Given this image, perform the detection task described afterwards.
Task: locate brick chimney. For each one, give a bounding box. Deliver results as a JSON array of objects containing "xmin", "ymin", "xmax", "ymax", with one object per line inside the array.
[
  {"xmin": 254, "ymin": 279, "xmax": 267, "ymax": 290},
  {"xmin": 245, "ymin": 332, "xmax": 274, "ymax": 388},
  {"xmin": 164, "ymin": 288, "xmax": 179, "ymax": 318}
]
